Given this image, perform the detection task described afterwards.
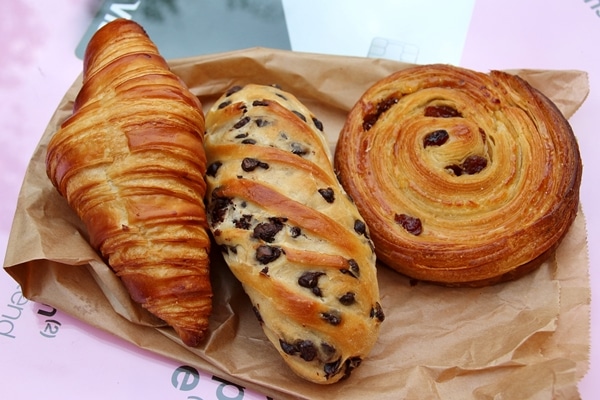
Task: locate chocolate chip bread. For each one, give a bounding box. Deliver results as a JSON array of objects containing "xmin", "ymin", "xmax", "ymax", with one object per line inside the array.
[{"xmin": 204, "ymin": 84, "xmax": 384, "ymax": 384}]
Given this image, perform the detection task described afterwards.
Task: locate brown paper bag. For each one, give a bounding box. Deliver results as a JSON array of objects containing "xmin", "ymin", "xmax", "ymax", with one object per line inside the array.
[{"xmin": 3, "ymin": 48, "xmax": 591, "ymax": 400}]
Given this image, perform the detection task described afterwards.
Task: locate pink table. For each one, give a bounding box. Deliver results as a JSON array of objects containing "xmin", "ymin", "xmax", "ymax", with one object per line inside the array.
[{"xmin": 1, "ymin": 1, "xmax": 597, "ymax": 398}]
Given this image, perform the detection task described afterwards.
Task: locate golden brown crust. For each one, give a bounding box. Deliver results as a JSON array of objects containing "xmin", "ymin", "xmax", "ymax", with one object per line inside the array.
[
  {"xmin": 204, "ymin": 84, "xmax": 384, "ymax": 383},
  {"xmin": 334, "ymin": 64, "xmax": 582, "ymax": 287},
  {"xmin": 45, "ymin": 19, "xmax": 212, "ymax": 346}
]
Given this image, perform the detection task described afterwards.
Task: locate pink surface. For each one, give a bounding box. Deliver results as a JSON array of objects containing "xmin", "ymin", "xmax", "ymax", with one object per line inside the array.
[
  {"xmin": 1, "ymin": 0, "xmax": 597, "ymax": 398},
  {"xmin": 461, "ymin": 1, "xmax": 599, "ymax": 396}
]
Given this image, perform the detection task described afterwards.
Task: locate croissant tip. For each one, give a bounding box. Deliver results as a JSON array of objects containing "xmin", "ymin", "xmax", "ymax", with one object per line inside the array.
[{"xmin": 175, "ymin": 327, "xmax": 208, "ymax": 347}]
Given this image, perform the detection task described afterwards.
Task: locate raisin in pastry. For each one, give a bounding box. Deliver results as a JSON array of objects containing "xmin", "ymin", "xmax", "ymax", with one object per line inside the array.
[
  {"xmin": 45, "ymin": 19, "xmax": 212, "ymax": 346},
  {"xmin": 204, "ymin": 84, "xmax": 384, "ymax": 384},
  {"xmin": 335, "ymin": 64, "xmax": 582, "ymax": 287}
]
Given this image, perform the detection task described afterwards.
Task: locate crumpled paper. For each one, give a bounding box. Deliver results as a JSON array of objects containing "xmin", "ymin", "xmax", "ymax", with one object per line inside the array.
[{"xmin": 3, "ymin": 48, "xmax": 591, "ymax": 400}]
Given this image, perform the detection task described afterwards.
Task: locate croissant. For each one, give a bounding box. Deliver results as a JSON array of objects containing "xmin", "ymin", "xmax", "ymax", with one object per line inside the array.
[
  {"xmin": 204, "ymin": 84, "xmax": 384, "ymax": 383},
  {"xmin": 335, "ymin": 64, "xmax": 582, "ymax": 287},
  {"xmin": 45, "ymin": 19, "xmax": 212, "ymax": 346}
]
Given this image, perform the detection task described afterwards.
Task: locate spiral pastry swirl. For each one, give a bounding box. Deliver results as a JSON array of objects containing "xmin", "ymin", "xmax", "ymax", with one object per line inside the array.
[{"xmin": 334, "ymin": 64, "xmax": 582, "ymax": 286}]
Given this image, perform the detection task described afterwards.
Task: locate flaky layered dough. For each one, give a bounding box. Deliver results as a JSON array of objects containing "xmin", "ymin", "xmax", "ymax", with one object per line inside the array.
[
  {"xmin": 204, "ymin": 84, "xmax": 384, "ymax": 384},
  {"xmin": 45, "ymin": 19, "xmax": 212, "ymax": 346},
  {"xmin": 335, "ymin": 64, "xmax": 582, "ymax": 287}
]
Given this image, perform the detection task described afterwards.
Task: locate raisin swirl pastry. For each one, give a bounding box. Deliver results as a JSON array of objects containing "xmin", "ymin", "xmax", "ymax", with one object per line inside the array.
[
  {"xmin": 335, "ymin": 64, "xmax": 582, "ymax": 287},
  {"xmin": 45, "ymin": 19, "xmax": 212, "ymax": 346},
  {"xmin": 204, "ymin": 84, "xmax": 384, "ymax": 384}
]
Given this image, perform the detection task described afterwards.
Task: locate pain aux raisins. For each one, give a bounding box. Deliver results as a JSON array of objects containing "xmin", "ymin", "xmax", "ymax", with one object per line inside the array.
[
  {"xmin": 424, "ymin": 105, "xmax": 463, "ymax": 118},
  {"xmin": 362, "ymin": 96, "xmax": 399, "ymax": 131},
  {"xmin": 241, "ymin": 157, "xmax": 269, "ymax": 172},
  {"xmin": 395, "ymin": 213, "xmax": 422, "ymax": 235},
  {"xmin": 318, "ymin": 187, "xmax": 335, "ymax": 203},
  {"xmin": 255, "ymin": 245, "xmax": 282, "ymax": 264}
]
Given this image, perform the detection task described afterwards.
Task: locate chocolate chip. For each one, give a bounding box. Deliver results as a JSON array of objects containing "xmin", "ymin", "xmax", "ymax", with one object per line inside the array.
[
  {"xmin": 252, "ymin": 306, "xmax": 264, "ymax": 324},
  {"xmin": 318, "ymin": 187, "xmax": 335, "ymax": 203},
  {"xmin": 324, "ymin": 358, "xmax": 342, "ymax": 378},
  {"xmin": 290, "ymin": 226, "xmax": 301, "ymax": 238},
  {"xmin": 233, "ymin": 116, "xmax": 251, "ymax": 129},
  {"xmin": 253, "ymin": 217, "xmax": 286, "ymax": 243},
  {"xmin": 252, "ymin": 100, "xmax": 269, "ymax": 107},
  {"xmin": 217, "ymin": 100, "xmax": 231, "ymax": 109},
  {"xmin": 276, "ymin": 93, "xmax": 287, "ymax": 100},
  {"xmin": 321, "ymin": 311, "xmax": 341, "ymax": 325},
  {"xmin": 206, "ymin": 161, "xmax": 222, "ymax": 177},
  {"xmin": 353, "ymin": 219, "xmax": 367, "ymax": 236},
  {"xmin": 255, "ymin": 245, "xmax": 282, "ymax": 264},
  {"xmin": 241, "ymin": 157, "xmax": 269, "ymax": 172},
  {"xmin": 298, "ymin": 271, "xmax": 325, "ymax": 297},
  {"xmin": 370, "ymin": 302, "xmax": 385, "ymax": 322},
  {"xmin": 210, "ymin": 194, "xmax": 232, "ymax": 225},
  {"xmin": 424, "ymin": 105, "xmax": 462, "ymax": 118},
  {"xmin": 395, "ymin": 213, "xmax": 422, "ymax": 235},
  {"xmin": 235, "ymin": 132, "xmax": 249, "ymax": 139},
  {"xmin": 423, "ymin": 130, "xmax": 449, "ymax": 147},
  {"xmin": 312, "ymin": 117, "xmax": 324, "ymax": 131},
  {"xmin": 292, "ymin": 110, "xmax": 307, "ymax": 122},
  {"xmin": 260, "ymin": 267, "xmax": 269, "ymax": 276},
  {"xmin": 342, "ymin": 357, "xmax": 362, "ymax": 379},
  {"xmin": 279, "ymin": 339, "xmax": 296, "ymax": 355},
  {"xmin": 297, "ymin": 340, "xmax": 317, "ymax": 361},
  {"xmin": 233, "ymin": 214, "xmax": 252, "ymax": 229},
  {"xmin": 291, "ymin": 142, "xmax": 308, "ymax": 156},
  {"xmin": 255, "ymin": 118, "xmax": 270, "ymax": 127},
  {"xmin": 279, "ymin": 339, "xmax": 317, "ymax": 362},
  {"xmin": 241, "ymin": 138, "xmax": 257, "ymax": 145},
  {"xmin": 225, "ymin": 85, "xmax": 242, "ymax": 96},
  {"xmin": 362, "ymin": 96, "xmax": 398, "ymax": 131},
  {"xmin": 339, "ymin": 292, "xmax": 356, "ymax": 306},
  {"xmin": 347, "ymin": 259, "xmax": 360, "ymax": 276}
]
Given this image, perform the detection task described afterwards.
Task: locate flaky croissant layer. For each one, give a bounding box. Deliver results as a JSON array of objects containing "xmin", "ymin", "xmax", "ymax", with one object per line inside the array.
[{"xmin": 46, "ymin": 19, "xmax": 212, "ymax": 346}]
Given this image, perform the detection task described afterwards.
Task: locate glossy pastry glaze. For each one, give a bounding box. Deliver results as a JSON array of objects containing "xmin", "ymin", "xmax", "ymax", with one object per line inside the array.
[
  {"xmin": 45, "ymin": 19, "xmax": 212, "ymax": 346},
  {"xmin": 335, "ymin": 64, "xmax": 582, "ymax": 286}
]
